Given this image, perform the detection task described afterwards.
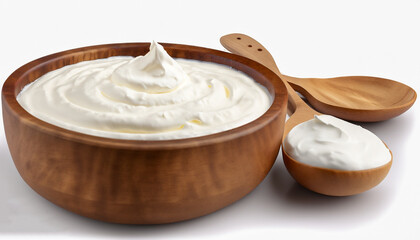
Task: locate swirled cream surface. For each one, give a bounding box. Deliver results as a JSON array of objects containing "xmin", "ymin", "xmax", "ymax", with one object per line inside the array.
[
  {"xmin": 284, "ymin": 115, "xmax": 391, "ymax": 170},
  {"xmin": 17, "ymin": 41, "xmax": 271, "ymax": 140}
]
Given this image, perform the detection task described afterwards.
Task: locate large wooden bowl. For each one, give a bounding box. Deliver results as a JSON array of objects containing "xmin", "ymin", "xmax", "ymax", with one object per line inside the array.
[{"xmin": 2, "ymin": 42, "xmax": 287, "ymax": 224}]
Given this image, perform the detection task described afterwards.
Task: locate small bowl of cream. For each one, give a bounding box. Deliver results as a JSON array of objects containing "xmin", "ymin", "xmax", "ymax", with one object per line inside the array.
[
  {"xmin": 283, "ymin": 115, "xmax": 392, "ymax": 196},
  {"xmin": 2, "ymin": 41, "xmax": 288, "ymax": 223}
]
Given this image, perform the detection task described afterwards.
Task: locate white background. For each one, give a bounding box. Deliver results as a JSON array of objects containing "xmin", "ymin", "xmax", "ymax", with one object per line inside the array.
[{"xmin": 1, "ymin": 0, "xmax": 419, "ymax": 239}]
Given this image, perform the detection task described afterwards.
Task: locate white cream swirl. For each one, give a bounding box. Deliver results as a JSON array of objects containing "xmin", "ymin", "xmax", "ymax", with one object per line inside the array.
[
  {"xmin": 111, "ymin": 41, "xmax": 188, "ymax": 93},
  {"xmin": 284, "ymin": 115, "xmax": 392, "ymax": 170},
  {"xmin": 17, "ymin": 41, "xmax": 271, "ymax": 140}
]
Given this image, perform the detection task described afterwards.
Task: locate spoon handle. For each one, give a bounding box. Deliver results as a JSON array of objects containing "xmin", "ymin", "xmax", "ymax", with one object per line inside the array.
[{"xmin": 220, "ymin": 33, "xmax": 304, "ymax": 113}]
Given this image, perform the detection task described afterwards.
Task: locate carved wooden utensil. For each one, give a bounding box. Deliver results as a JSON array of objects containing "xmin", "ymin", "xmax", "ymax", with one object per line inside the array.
[
  {"xmin": 221, "ymin": 33, "xmax": 416, "ymax": 122},
  {"xmin": 221, "ymin": 34, "xmax": 393, "ymax": 196}
]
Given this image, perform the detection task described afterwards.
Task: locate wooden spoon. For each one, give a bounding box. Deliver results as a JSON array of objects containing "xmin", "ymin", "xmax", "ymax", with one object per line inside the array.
[
  {"xmin": 221, "ymin": 34, "xmax": 393, "ymax": 196},
  {"xmin": 221, "ymin": 33, "xmax": 416, "ymax": 122}
]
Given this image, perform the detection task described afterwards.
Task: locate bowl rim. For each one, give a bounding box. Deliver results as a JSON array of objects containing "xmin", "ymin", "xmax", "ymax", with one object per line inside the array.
[{"xmin": 2, "ymin": 42, "xmax": 287, "ymax": 150}]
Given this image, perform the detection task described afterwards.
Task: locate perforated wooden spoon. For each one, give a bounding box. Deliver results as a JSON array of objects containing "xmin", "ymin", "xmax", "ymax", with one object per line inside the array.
[
  {"xmin": 221, "ymin": 33, "xmax": 393, "ymax": 196},
  {"xmin": 221, "ymin": 33, "xmax": 416, "ymax": 122}
]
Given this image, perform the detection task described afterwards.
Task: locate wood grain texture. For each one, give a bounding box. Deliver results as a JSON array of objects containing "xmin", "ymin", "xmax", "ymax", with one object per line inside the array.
[
  {"xmin": 282, "ymin": 148, "xmax": 393, "ymax": 196},
  {"xmin": 286, "ymin": 75, "xmax": 416, "ymax": 122},
  {"xmin": 2, "ymin": 42, "xmax": 288, "ymax": 224},
  {"xmin": 221, "ymin": 33, "xmax": 416, "ymax": 122},
  {"xmin": 221, "ymin": 33, "xmax": 393, "ymax": 197}
]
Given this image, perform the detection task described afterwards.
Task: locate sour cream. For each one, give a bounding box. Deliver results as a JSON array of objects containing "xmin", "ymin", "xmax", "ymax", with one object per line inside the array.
[
  {"xmin": 17, "ymin": 41, "xmax": 271, "ymax": 140},
  {"xmin": 284, "ymin": 115, "xmax": 391, "ymax": 170}
]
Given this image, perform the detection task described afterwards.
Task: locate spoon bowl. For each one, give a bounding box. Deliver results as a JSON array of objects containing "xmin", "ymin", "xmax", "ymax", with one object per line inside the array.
[
  {"xmin": 221, "ymin": 33, "xmax": 416, "ymax": 122},
  {"xmin": 282, "ymin": 148, "xmax": 393, "ymax": 196},
  {"xmin": 221, "ymin": 33, "xmax": 393, "ymax": 196},
  {"xmin": 286, "ymin": 75, "xmax": 416, "ymax": 122}
]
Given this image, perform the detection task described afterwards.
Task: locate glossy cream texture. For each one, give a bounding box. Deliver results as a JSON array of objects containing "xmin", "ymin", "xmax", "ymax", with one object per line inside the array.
[
  {"xmin": 284, "ymin": 115, "xmax": 391, "ymax": 170},
  {"xmin": 17, "ymin": 41, "xmax": 271, "ymax": 140}
]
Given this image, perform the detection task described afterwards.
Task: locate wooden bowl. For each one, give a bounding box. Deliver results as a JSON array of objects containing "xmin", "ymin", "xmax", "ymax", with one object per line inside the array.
[
  {"xmin": 282, "ymin": 147, "xmax": 392, "ymax": 196},
  {"xmin": 2, "ymin": 42, "xmax": 287, "ymax": 224}
]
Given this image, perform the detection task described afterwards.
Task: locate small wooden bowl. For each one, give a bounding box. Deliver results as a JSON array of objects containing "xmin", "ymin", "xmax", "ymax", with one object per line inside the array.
[
  {"xmin": 2, "ymin": 42, "xmax": 287, "ymax": 224},
  {"xmin": 282, "ymin": 148, "xmax": 392, "ymax": 196}
]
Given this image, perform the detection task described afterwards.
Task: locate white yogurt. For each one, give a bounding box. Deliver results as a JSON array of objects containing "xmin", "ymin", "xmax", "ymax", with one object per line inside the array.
[
  {"xmin": 284, "ymin": 115, "xmax": 391, "ymax": 170},
  {"xmin": 17, "ymin": 41, "xmax": 271, "ymax": 140}
]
